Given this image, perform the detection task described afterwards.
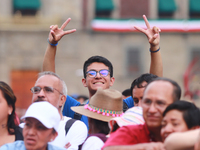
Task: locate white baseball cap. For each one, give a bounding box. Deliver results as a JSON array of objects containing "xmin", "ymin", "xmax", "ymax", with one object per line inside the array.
[{"xmin": 21, "ymin": 101, "xmax": 61, "ymax": 132}]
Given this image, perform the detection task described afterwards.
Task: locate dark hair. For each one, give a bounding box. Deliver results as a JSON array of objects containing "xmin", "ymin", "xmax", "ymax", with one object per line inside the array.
[
  {"xmin": 83, "ymin": 56, "xmax": 113, "ymax": 78},
  {"xmin": 0, "ymin": 81, "xmax": 17, "ymax": 134},
  {"xmin": 146, "ymin": 77, "xmax": 181, "ymax": 102},
  {"xmin": 122, "ymin": 89, "xmax": 131, "ymax": 97},
  {"xmin": 111, "ymin": 123, "xmax": 120, "ymax": 133},
  {"xmin": 90, "ymin": 118, "xmax": 110, "ymax": 135},
  {"xmin": 163, "ymin": 100, "xmax": 200, "ymax": 129},
  {"xmin": 76, "ymin": 95, "xmax": 88, "ymax": 101},
  {"xmin": 130, "ymin": 73, "xmax": 158, "ymax": 98}
]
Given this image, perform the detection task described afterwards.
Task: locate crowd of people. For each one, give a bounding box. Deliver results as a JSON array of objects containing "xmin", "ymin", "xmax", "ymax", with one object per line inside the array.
[{"xmin": 0, "ymin": 15, "xmax": 200, "ymax": 150}]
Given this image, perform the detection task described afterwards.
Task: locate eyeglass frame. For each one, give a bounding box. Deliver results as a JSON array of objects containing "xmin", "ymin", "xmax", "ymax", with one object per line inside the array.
[
  {"xmin": 86, "ymin": 69, "xmax": 110, "ymax": 78},
  {"xmin": 30, "ymin": 86, "xmax": 63, "ymax": 95}
]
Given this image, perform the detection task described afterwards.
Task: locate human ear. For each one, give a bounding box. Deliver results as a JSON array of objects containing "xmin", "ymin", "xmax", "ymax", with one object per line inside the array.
[
  {"xmin": 8, "ymin": 105, "xmax": 13, "ymax": 115},
  {"xmin": 49, "ymin": 130, "xmax": 58, "ymax": 142},
  {"xmin": 109, "ymin": 77, "xmax": 115, "ymax": 87},
  {"xmin": 82, "ymin": 78, "xmax": 87, "ymax": 87},
  {"xmin": 59, "ymin": 95, "xmax": 66, "ymax": 107}
]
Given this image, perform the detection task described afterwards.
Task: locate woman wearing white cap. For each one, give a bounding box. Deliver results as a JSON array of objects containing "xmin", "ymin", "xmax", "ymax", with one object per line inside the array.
[{"xmin": 0, "ymin": 101, "xmax": 66, "ymax": 150}]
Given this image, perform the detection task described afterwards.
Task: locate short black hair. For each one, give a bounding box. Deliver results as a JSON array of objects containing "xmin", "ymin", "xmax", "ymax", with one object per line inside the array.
[
  {"xmin": 83, "ymin": 56, "xmax": 113, "ymax": 78},
  {"xmin": 146, "ymin": 77, "xmax": 181, "ymax": 102},
  {"xmin": 122, "ymin": 89, "xmax": 131, "ymax": 97},
  {"xmin": 163, "ymin": 100, "xmax": 200, "ymax": 129},
  {"xmin": 130, "ymin": 73, "xmax": 158, "ymax": 98},
  {"xmin": 76, "ymin": 95, "xmax": 88, "ymax": 101}
]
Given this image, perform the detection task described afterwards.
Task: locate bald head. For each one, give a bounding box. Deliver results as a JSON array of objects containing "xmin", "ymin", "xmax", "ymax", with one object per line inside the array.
[
  {"xmin": 141, "ymin": 77, "xmax": 181, "ymax": 129},
  {"xmin": 144, "ymin": 77, "xmax": 181, "ymax": 102}
]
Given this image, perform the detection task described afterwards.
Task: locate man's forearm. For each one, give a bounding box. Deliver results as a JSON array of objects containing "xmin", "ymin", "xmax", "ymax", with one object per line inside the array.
[
  {"xmin": 149, "ymin": 45, "xmax": 163, "ymax": 77},
  {"xmin": 42, "ymin": 44, "xmax": 57, "ymax": 72}
]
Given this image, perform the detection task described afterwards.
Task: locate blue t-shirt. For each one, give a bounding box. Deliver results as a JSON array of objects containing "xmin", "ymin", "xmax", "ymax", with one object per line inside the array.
[
  {"xmin": 62, "ymin": 95, "xmax": 134, "ymax": 129},
  {"xmin": 0, "ymin": 141, "xmax": 66, "ymax": 150},
  {"xmin": 124, "ymin": 96, "xmax": 134, "ymax": 108},
  {"xmin": 63, "ymin": 95, "xmax": 89, "ymax": 128}
]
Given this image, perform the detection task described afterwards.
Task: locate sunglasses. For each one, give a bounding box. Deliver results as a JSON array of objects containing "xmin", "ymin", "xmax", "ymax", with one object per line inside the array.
[
  {"xmin": 30, "ymin": 86, "xmax": 63, "ymax": 95},
  {"xmin": 86, "ymin": 69, "xmax": 110, "ymax": 78}
]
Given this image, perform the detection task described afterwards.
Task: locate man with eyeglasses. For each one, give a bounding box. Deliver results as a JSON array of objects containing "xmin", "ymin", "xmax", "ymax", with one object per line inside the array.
[
  {"xmin": 30, "ymin": 71, "xmax": 88, "ymax": 150},
  {"xmin": 42, "ymin": 15, "xmax": 163, "ymax": 128},
  {"xmin": 102, "ymin": 77, "xmax": 181, "ymax": 150}
]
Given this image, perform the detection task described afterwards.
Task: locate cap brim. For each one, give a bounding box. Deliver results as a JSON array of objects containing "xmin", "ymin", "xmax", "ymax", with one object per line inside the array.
[
  {"xmin": 71, "ymin": 106, "xmax": 113, "ymax": 122},
  {"xmin": 21, "ymin": 115, "xmax": 52, "ymax": 129}
]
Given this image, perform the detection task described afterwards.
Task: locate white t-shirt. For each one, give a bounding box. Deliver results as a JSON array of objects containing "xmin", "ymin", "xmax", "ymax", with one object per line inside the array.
[
  {"xmin": 50, "ymin": 116, "xmax": 88, "ymax": 150},
  {"xmin": 81, "ymin": 136, "xmax": 104, "ymax": 150}
]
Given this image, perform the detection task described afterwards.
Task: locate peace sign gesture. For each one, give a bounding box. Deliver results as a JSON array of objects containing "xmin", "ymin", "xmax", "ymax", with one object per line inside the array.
[
  {"xmin": 48, "ymin": 18, "xmax": 76, "ymax": 44},
  {"xmin": 134, "ymin": 15, "xmax": 161, "ymax": 50}
]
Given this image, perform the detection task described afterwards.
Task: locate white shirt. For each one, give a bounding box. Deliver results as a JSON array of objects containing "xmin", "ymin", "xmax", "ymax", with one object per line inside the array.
[
  {"xmin": 81, "ymin": 136, "xmax": 104, "ymax": 150},
  {"xmin": 50, "ymin": 116, "xmax": 88, "ymax": 150}
]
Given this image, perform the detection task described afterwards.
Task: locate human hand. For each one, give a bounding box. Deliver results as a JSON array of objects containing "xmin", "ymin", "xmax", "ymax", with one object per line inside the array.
[
  {"xmin": 143, "ymin": 142, "xmax": 166, "ymax": 150},
  {"xmin": 48, "ymin": 18, "xmax": 76, "ymax": 44},
  {"xmin": 64, "ymin": 142, "xmax": 71, "ymax": 149},
  {"xmin": 134, "ymin": 15, "xmax": 161, "ymax": 50},
  {"xmin": 194, "ymin": 131, "xmax": 200, "ymax": 150}
]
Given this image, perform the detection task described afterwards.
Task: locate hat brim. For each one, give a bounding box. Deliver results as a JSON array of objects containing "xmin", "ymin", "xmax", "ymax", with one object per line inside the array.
[
  {"xmin": 21, "ymin": 115, "xmax": 53, "ymax": 129},
  {"xmin": 71, "ymin": 106, "xmax": 113, "ymax": 122}
]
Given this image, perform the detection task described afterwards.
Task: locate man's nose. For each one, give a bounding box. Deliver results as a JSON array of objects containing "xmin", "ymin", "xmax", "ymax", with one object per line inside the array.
[
  {"xmin": 95, "ymin": 72, "xmax": 101, "ymax": 78},
  {"xmin": 138, "ymin": 99, "xmax": 142, "ymax": 106},
  {"xmin": 37, "ymin": 88, "xmax": 46, "ymax": 97},
  {"xmin": 148, "ymin": 103, "xmax": 157, "ymax": 113},
  {"xmin": 163, "ymin": 124, "xmax": 173, "ymax": 134}
]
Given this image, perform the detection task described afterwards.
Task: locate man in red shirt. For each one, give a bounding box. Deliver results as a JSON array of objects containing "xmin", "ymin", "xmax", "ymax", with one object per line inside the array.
[{"xmin": 103, "ymin": 77, "xmax": 181, "ymax": 150}]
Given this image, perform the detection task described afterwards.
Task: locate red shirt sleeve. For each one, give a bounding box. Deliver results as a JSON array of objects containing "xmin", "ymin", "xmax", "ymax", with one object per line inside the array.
[{"xmin": 102, "ymin": 125, "xmax": 139, "ymax": 149}]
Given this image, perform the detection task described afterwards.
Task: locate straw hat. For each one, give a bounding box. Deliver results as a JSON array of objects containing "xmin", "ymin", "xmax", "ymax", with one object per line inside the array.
[
  {"xmin": 109, "ymin": 107, "xmax": 144, "ymax": 132},
  {"xmin": 71, "ymin": 88, "xmax": 123, "ymax": 122}
]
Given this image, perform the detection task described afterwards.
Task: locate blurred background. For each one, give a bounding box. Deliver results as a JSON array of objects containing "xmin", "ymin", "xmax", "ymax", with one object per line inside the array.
[{"xmin": 0, "ymin": 0, "xmax": 200, "ymax": 117}]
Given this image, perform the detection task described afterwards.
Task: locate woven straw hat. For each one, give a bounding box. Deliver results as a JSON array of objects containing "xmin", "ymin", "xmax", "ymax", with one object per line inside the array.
[
  {"xmin": 71, "ymin": 88, "xmax": 123, "ymax": 122},
  {"xmin": 109, "ymin": 107, "xmax": 144, "ymax": 132}
]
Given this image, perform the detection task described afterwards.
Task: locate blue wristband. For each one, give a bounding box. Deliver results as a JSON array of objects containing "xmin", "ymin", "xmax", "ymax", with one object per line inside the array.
[
  {"xmin": 149, "ymin": 47, "xmax": 160, "ymax": 53},
  {"xmin": 47, "ymin": 39, "xmax": 58, "ymax": 46}
]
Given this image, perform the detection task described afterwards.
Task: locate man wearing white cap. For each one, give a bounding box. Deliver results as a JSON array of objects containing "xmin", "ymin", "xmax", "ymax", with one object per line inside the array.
[
  {"xmin": 30, "ymin": 71, "xmax": 87, "ymax": 149},
  {"xmin": 0, "ymin": 101, "xmax": 66, "ymax": 150}
]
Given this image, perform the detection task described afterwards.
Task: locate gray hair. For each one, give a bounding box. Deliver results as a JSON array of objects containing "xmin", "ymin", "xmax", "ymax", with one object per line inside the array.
[{"xmin": 37, "ymin": 71, "xmax": 67, "ymax": 96}]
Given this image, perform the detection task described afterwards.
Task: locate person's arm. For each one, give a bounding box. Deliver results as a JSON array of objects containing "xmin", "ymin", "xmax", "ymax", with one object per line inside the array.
[
  {"xmin": 164, "ymin": 129, "xmax": 200, "ymax": 150},
  {"xmin": 65, "ymin": 120, "xmax": 88, "ymax": 150},
  {"xmin": 82, "ymin": 136, "xmax": 104, "ymax": 150},
  {"xmin": 43, "ymin": 18, "xmax": 76, "ymax": 72},
  {"xmin": 103, "ymin": 142, "xmax": 165, "ymax": 150},
  {"xmin": 134, "ymin": 15, "xmax": 163, "ymax": 77}
]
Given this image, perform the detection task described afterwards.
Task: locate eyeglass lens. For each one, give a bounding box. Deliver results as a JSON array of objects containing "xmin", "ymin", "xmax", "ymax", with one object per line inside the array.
[
  {"xmin": 31, "ymin": 86, "xmax": 54, "ymax": 93},
  {"xmin": 87, "ymin": 69, "xmax": 109, "ymax": 77}
]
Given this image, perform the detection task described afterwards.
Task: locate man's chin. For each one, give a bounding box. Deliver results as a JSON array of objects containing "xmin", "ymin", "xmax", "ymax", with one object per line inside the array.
[
  {"xmin": 92, "ymin": 85, "xmax": 109, "ymax": 90},
  {"xmin": 146, "ymin": 120, "xmax": 161, "ymax": 128}
]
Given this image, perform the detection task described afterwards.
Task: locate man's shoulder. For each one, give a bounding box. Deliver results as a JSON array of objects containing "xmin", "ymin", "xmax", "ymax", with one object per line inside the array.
[
  {"xmin": 120, "ymin": 124, "xmax": 147, "ymax": 135},
  {"xmin": 61, "ymin": 116, "xmax": 87, "ymax": 132},
  {"xmin": 62, "ymin": 116, "xmax": 85, "ymax": 125},
  {"xmin": 66, "ymin": 95, "xmax": 80, "ymax": 106},
  {"xmin": 123, "ymin": 96, "xmax": 134, "ymax": 108}
]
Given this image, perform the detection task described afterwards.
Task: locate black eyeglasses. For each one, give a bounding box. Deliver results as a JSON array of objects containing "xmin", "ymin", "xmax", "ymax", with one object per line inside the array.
[
  {"xmin": 86, "ymin": 69, "xmax": 110, "ymax": 78},
  {"xmin": 30, "ymin": 86, "xmax": 63, "ymax": 95}
]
